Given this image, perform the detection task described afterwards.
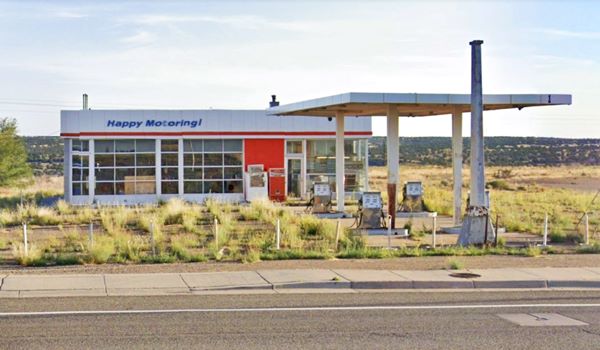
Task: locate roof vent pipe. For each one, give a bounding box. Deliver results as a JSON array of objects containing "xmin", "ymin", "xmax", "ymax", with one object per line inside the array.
[
  {"xmin": 82, "ymin": 93, "xmax": 89, "ymax": 110},
  {"xmin": 269, "ymin": 95, "xmax": 279, "ymax": 107}
]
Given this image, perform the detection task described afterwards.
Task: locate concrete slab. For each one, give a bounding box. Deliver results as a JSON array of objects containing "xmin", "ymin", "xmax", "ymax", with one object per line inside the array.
[
  {"xmin": 0, "ymin": 291, "xmax": 19, "ymax": 298},
  {"xmin": 470, "ymin": 268, "xmax": 547, "ymax": 289},
  {"xmin": 258, "ymin": 269, "xmax": 350, "ymax": 289},
  {"xmin": 192, "ymin": 289, "xmax": 277, "ymax": 295},
  {"xmin": 275, "ymin": 288, "xmax": 357, "ymax": 294},
  {"xmin": 104, "ymin": 273, "xmax": 188, "ymax": 290},
  {"xmin": 182, "ymin": 271, "xmax": 271, "ymax": 290},
  {"xmin": 584, "ymin": 267, "xmax": 600, "ymax": 277},
  {"xmin": 107, "ymin": 288, "xmax": 191, "ymax": 296},
  {"xmin": 498, "ymin": 313, "xmax": 588, "ymax": 326},
  {"xmin": 333, "ymin": 269, "xmax": 412, "ymax": 289},
  {"xmin": 1, "ymin": 274, "xmax": 105, "ymax": 291},
  {"xmin": 392, "ymin": 270, "xmax": 474, "ymax": 289},
  {"xmin": 20, "ymin": 289, "xmax": 107, "ymax": 298},
  {"xmin": 523, "ymin": 268, "xmax": 600, "ymax": 288}
]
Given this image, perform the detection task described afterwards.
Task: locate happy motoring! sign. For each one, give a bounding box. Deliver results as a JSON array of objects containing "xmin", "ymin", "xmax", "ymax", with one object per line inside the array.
[{"xmin": 106, "ymin": 119, "xmax": 203, "ymax": 129}]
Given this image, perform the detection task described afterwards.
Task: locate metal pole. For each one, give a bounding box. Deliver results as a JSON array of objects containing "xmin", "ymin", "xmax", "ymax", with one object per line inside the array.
[
  {"xmin": 543, "ymin": 213, "xmax": 548, "ymax": 247},
  {"xmin": 387, "ymin": 215, "xmax": 392, "ymax": 249},
  {"xmin": 150, "ymin": 221, "xmax": 156, "ymax": 256},
  {"xmin": 432, "ymin": 215, "xmax": 437, "ymax": 248},
  {"xmin": 585, "ymin": 213, "xmax": 589, "ymax": 245},
  {"xmin": 276, "ymin": 218, "xmax": 281, "ymax": 250},
  {"xmin": 335, "ymin": 219, "xmax": 341, "ymax": 251},
  {"xmin": 214, "ymin": 218, "xmax": 219, "ymax": 249},
  {"xmin": 88, "ymin": 222, "xmax": 94, "ymax": 247},
  {"xmin": 23, "ymin": 223, "xmax": 28, "ymax": 257}
]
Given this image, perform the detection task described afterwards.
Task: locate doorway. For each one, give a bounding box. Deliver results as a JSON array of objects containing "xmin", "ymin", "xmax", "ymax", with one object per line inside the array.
[{"xmin": 287, "ymin": 158, "xmax": 302, "ymax": 198}]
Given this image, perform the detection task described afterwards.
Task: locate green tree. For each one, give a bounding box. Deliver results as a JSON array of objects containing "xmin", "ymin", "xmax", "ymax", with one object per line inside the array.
[{"xmin": 0, "ymin": 118, "xmax": 32, "ymax": 187}]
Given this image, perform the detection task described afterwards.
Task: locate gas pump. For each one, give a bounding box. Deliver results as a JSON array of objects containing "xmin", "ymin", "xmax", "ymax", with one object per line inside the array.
[
  {"xmin": 399, "ymin": 181, "xmax": 425, "ymax": 212},
  {"xmin": 357, "ymin": 192, "xmax": 386, "ymax": 229},
  {"xmin": 306, "ymin": 182, "xmax": 333, "ymax": 213},
  {"xmin": 244, "ymin": 164, "xmax": 268, "ymax": 202}
]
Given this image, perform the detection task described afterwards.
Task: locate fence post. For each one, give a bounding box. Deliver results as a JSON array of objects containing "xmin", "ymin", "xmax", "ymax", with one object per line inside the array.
[
  {"xmin": 543, "ymin": 213, "xmax": 548, "ymax": 247},
  {"xmin": 335, "ymin": 219, "xmax": 341, "ymax": 251},
  {"xmin": 88, "ymin": 222, "xmax": 94, "ymax": 247},
  {"xmin": 23, "ymin": 223, "xmax": 28, "ymax": 257},
  {"xmin": 432, "ymin": 215, "xmax": 437, "ymax": 248},
  {"xmin": 214, "ymin": 218, "xmax": 219, "ymax": 249},
  {"xmin": 276, "ymin": 218, "xmax": 281, "ymax": 250},
  {"xmin": 150, "ymin": 221, "xmax": 156, "ymax": 257},
  {"xmin": 585, "ymin": 212, "xmax": 589, "ymax": 245},
  {"xmin": 387, "ymin": 215, "xmax": 392, "ymax": 249}
]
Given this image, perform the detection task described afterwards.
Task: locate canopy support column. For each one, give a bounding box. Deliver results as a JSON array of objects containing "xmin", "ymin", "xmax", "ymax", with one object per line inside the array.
[
  {"xmin": 452, "ymin": 107, "xmax": 463, "ymax": 226},
  {"xmin": 335, "ymin": 112, "xmax": 345, "ymax": 213},
  {"xmin": 386, "ymin": 105, "xmax": 399, "ymax": 229}
]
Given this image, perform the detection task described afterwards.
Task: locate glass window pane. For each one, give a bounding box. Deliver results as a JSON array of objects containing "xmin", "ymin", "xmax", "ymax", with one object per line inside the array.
[
  {"xmin": 96, "ymin": 182, "xmax": 114, "ymax": 195},
  {"xmin": 224, "ymin": 153, "xmax": 242, "ymax": 166},
  {"xmin": 72, "ymin": 155, "xmax": 89, "ymax": 168},
  {"xmin": 81, "ymin": 168, "xmax": 89, "ymax": 181},
  {"xmin": 72, "ymin": 168, "xmax": 82, "ymax": 181},
  {"xmin": 80, "ymin": 155, "xmax": 89, "ymax": 167},
  {"xmin": 95, "ymin": 168, "xmax": 114, "ymax": 181},
  {"xmin": 204, "ymin": 153, "xmax": 222, "ymax": 166},
  {"xmin": 137, "ymin": 168, "xmax": 155, "ymax": 177},
  {"xmin": 161, "ymin": 181, "xmax": 178, "ymax": 194},
  {"xmin": 136, "ymin": 139, "xmax": 155, "ymax": 152},
  {"xmin": 161, "ymin": 140, "xmax": 178, "ymax": 152},
  {"xmin": 204, "ymin": 140, "xmax": 222, "ymax": 152},
  {"xmin": 115, "ymin": 168, "xmax": 135, "ymax": 181},
  {"xmin": 95, "ymin": 154, "xmax": 114, "ymax": 167},
  {"xmin": 184, "ymin": 154, "xmax": 202, "ymax": 166},
  {"xmin": 224, "ymin": 167, "xmax": 242, "ymax": 179},
  {"xmin": 204, "ymin": 181, "xmax": 223, "ymax": 194},
  {"xmin": 81, "ymin": 140, "xmax": 89, "ymax": 152},
  {"xmin": 184, "ymin": 140, "xmax": 203, "ymax": 152},
  {"xmin": 184, "ymin": 181, "xmax": 203, "ymax": 194},
  {"xmin": 72, "ymin": 141, "xmax": 82, "ymax": 152},
  {"xmin": 81, "ymin": 182, "xmax": 89, "ymax": 195},
  {"xmin": 161, "ymin": 154, "xmax": 178, "ymax": 166},
  {"xmin": 136, "ymin": 154, "xmax": 155, "ymax": 167},
  {"xmin": 204, "ymin": 167, "xmax": 223, "ymax": 179},
  {"xmin": 286, "ymin": 140, "xmax": 302, "ymax": 154},
  {"xmin": 184, "ymin": 167, "xmax": 203, "ymax": 180},
  {"xmin": 72, "ymin": 183, "xmax": 81, "ymax": 196},
  {"xmin": 161, "ymin": 167, "xmax": 179, "ymax": 180},
  {"xmin": 116, "ymin": 182, "xmax": 135, "ymax": 195},
  {"xmin": 224, "ymin": 180, "xmax": 243, "ymax": 193},
  {"xmin": 115, "ymin": 140, "xmax": 135, "ymax": 152},
  {"xmin": 135, "ymin": 182, "xmax": 155, "ymax": 195},
  {"xmin": 95, "ymin": 140, "xmax": 114, "ymax": 153},
  {"xmin": 223, "ymin": 139, "xmax": 242, "ymax": 152},
  {"xmin": 115, "ymin": 154, "xmax": 135, "ymax": 167}
]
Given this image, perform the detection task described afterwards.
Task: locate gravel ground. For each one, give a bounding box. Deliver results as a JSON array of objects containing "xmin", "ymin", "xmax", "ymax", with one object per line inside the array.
[{"xmin": 1, "ymin": 254, "xmax": 599, "ymax": 275}]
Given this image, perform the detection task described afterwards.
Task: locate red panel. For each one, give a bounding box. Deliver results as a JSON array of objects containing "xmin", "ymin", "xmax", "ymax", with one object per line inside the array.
[{"xmin": 244, "ymin": 139, "xmax": 285, "ymax": 172}]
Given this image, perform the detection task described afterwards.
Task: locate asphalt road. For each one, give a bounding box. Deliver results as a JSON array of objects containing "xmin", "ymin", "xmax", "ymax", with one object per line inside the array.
[{"xmin": 2, "ymin": 291, "xmax": 600, "ymax": 349}]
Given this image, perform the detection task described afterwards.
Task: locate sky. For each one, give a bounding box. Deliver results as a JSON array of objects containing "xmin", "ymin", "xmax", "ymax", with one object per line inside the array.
[{"xmin": 0, "ymin": 0, "xmax": 598, "ymax": 137}]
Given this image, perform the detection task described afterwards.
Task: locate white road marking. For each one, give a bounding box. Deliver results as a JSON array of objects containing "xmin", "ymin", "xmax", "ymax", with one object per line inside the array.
[{"xmin": 1, "ymin": 303, "xmax": 600, "ymax": 317}]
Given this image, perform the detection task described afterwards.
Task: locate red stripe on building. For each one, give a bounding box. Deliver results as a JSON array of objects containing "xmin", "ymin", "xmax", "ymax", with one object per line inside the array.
[{"xmin": 60, "ymin": 131, "xmax": 373, "ymax": 137}]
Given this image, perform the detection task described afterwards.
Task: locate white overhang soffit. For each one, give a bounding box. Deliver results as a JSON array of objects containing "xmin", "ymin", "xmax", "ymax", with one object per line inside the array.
[{"xmin": 267, "ymin": 92, "xmax": 572, "ymax": 117}]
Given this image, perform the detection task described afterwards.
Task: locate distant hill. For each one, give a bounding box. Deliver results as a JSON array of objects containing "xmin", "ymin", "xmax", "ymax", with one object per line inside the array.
[{"xmin": 22, "ymin": 136, "xmax": 600, "ymax": 176}]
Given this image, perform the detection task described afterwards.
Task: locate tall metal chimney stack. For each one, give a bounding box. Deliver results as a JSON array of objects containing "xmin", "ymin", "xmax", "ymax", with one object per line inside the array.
[
  {"xmin": 269, "ymin": 95, "xmax": 279, "ymax": 107},
  {"xmin": 82, "ymin": 93, "xmax": 89, "ymax": 110}
]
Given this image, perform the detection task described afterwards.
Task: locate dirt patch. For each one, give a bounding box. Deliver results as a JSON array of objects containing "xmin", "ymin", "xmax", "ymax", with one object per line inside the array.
[{"xmin": 516, "ymin": 176, "xmax": 600, "ymax": 192}]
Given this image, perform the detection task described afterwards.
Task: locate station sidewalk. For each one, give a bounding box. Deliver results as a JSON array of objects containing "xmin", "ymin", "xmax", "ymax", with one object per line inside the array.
[{"xmin": 2, "ymin": 267, "xmax": 600, "ymax": 298}]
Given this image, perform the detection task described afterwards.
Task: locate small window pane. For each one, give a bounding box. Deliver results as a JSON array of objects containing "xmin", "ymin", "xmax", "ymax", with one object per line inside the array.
[
  {"xmin": 135, "ymin": 182, "xmax": 155, "ymax": 194},
  {"xmin": 95, "ymin": 168, "xmax": 114, "ymax": 181},
  {"xmin": 161, "ymin": 140, "xmax": 178, "ymax": 152},
  {"xmin": 204, "ymin": 140, "xmax": 222, "ymax": 152},
  {"xmin": 136, "ymin": 139, "xmax": 155, "ymax": 152},
  {"xmin": 137, "ymin": 168, "xmax": 155, "ymax": 177},
  {"xmin": 204, "ymin": 153, "xmax": 223, "ymax": 166},
  {"xmin": 115, "ymin": 168, "xmax": 135, "ymax": 181},
  {"xmin": 72, "ymin": 168, "xmax": 82, "ymax": 181},
  {"xmin": 96, "ymin": 182, "xmax": 114, "ymax": 195},
  {"xmin": 80, "ymin": 155, "xmax": 89, "ymax": 167},
  {"xmin": 72, "ymin": 141, "xmax": 82, "ymax": 152},
  {"xmin": 161, "ymin": 168, "xmax": 179, "ymax": 180},
  {"xmin": 204, "ymin": 181, "xmax": 223, "ymax": 194},
  {"xmin": 184, "ymin": 181, "xmax": 203, "ymax": 194},
  {"xmin": 204, "ymin": 167, "xmax": 223, "ymax": 180},
  {"xmin": 224, "ymin": 181, "xmax": 243, "ymax": 193},
  {"xmin": 224, "ymin": 167, "xmax": 243, "ymax": 179},
  {"xmin": 223, "ymin": 140, "xmax": 242, "ymax": 152},
  {"xmin": 116, "ymin": 182, "xmax": 134, "ymax": 195},
  {"xmin": 81, "ymin": 168, "xmax": 89, "ymax": 181},
  {"xmin": 72, "ymin": 155, "xmax": 89, "ymax": 168},
  {"xmin": 136, "ymin": 154, "xmax": 155, "ymax": 167},
  {"xmin": 72, "ymin": 183, "xmax": 82, "ymax": 196},
  {"xmin": 95, "ymin": 154, "xmax": 114, "ymax": 167},
  {"xmin": 161, "ymin": 154, "xmax": 178, "ymax": 166},
  {"xmin": 184, "ymin": 154, "xmax": 202, "ymax": 166},
  {"xmin": 115, "ymin": 154, "xmax": 135, "ymax": 167},
  {"xmin": 184, "ymin": 167, "xmax": 203, "ymax": 180},
  {"xmin": 95, "ymin": 140, "xmax": 114, "ymax": 153},
  {"xmin": 81, "ymin": 140, "xmax": 89, "ymax": 152},
  {"xmin": 224, "ymin": 153, "xmax": 242, "ymax": 166},
  {"xmin": 81, "ymin": 182, "xmax": 89, "ymax": 195},
  {"xmin": 184, "ymin": 140, "xmax": 203, "ymax": 152},
  {"xmin": 115, "ymin": 140, "xmax": 135, "ymax": 152},
  {"xmin": 286, "ymin": 140, "xmax": 302, "ymax": 154},
  {"xmin": 161, "ymin": 181, "xmax": 178, "ymax": 194}
]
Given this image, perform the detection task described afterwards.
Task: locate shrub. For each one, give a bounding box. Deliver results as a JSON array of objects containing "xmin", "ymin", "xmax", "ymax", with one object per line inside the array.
[
  {"xmin": 87, "ymin": 236, "xmax": 115, "ymax": 264},
  {"xmin": 486, "ymin": 180, "xmax": 512, "ymax": 191},
  {"xmin": 12, "ymin": 242, "xmax": 45, "ymax": 266},
  {"xmin": 162, "ymin": 198, "xmax": 187, "ymax": 225},
  {"xmin": 55, "ymin": 200, "xmax": 72, "ymax": 215},
  {"xmin": 448, "ymin": 259, "xmax": 464, "ymax": 270}
]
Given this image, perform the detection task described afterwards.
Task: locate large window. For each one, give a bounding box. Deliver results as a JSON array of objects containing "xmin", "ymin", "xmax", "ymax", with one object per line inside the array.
[
  {"xmin": 183, "ymin": 139, "xmax": 243, "ymax": 194},
  {"xmin": 305, "ymin": 139, "xmax": 367, "ymax": 193},
  {"xmin": 161, "ymin": 140, "xmax": 179, "ymax": 194},
  {"xmin": 94, "ymin": 139, "xmax": 156, "ymax": 195},
  {"xmin": 71, "ymin": 140, "xmax": 89, "ymax": 196}
]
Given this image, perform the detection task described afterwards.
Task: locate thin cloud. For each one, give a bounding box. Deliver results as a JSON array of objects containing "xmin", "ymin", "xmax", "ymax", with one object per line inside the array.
[
  {"xmin": 120, "ymin": 30, "xmax": 156, "ymax": 45},
  {"xmin": 535, "ymin": 28, "xmax": 600, "ymax": 39}
]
